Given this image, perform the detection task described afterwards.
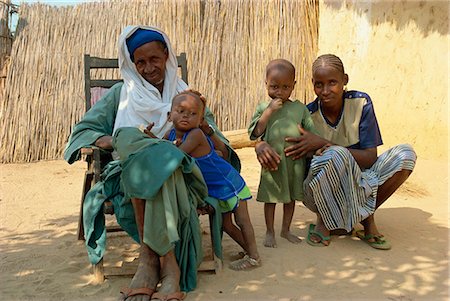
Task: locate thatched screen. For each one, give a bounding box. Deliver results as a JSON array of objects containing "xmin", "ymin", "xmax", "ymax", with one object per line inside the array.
[
  {"xmin": 0, "ymin": 0, "xmax": 318, "ymax": 163},
  {"xmin": 0, "ymin": 0, "xmax": 13, "ymax": 94}
]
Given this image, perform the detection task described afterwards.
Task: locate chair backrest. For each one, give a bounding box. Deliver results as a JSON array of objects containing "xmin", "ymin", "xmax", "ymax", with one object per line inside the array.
[{"xmin": 84, "ymin": 52, "xmax": 188, "ymax": 112}]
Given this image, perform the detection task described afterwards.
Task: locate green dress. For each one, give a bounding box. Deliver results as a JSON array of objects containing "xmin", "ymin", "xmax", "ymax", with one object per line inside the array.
[
  {"xmin": 248, "ymin": 99, "xmax": 316, "ymax": 203},
  {"xmin": 64, "ymin": 83, "xmax": 239, "ymax": 292}
]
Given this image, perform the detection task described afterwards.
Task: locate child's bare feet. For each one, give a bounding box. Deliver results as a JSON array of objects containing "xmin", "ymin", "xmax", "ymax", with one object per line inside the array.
[
  {"xmin": 280, "ymin": 231, "xmax": 302, "ymax": 244},
  {"xmin": 263, "ymin": 231, "xmax": 277, "ymax": 248}
]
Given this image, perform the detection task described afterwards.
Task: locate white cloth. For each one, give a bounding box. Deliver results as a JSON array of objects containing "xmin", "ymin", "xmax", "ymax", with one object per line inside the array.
[{"xmin": 113, "ymin": 25, "xmax": 188, "ymax": 137}]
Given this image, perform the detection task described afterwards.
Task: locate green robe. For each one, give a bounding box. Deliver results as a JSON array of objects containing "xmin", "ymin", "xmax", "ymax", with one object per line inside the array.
[
  {"xmin": 64, "ymin": 83, "xmax": 239, "ymax": 292},
  {"xmin": 248, "ymin": 99, "xmax": 316, "ymax": 203}
]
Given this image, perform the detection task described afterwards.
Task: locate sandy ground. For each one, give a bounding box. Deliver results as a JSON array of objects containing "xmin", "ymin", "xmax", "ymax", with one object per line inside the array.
[{"xmin": 0, "ymin": 147, "xmax": 448, "ymax": 301}]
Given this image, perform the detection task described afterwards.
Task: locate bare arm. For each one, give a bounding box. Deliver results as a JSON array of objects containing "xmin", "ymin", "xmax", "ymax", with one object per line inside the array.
[
  {"xmin": 285, "ymin": 125, "xmax": 378, "ymax": 169},
  {"xmin": 178, "ymin": 128, "xmax": 209, "ymax": 157},
  {"xmin": 347, "ymin": 147, "xmax": 377, "ymax": 169},
  {"xmin": 251, "ymin": 98, "xmax": 283, "ymax": 138},
  {"xmin": 199, "ymin": 120, "xmax": 229, "ymax": 158}
]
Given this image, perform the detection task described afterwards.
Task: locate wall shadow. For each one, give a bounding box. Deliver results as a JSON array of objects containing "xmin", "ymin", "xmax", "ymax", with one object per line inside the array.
[
  {"xmin": 194, "ymin": 206, "xmax": 449, "ymax": 300},
  {"xmin": 323, "ymin": 0, "xmax": 449, "ymax": 37}
]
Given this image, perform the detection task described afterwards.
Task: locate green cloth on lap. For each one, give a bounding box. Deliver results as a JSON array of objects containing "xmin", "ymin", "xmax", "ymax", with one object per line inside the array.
[{"xmin": 64, "ymin": 83, "xmax": 237, "ymax": 292}]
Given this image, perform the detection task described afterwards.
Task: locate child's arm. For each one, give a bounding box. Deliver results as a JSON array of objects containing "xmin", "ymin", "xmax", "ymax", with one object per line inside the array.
[
  {"xmin": 141, "ymin": 122, "xmax": 158, "ymax": 138},
  {"xmin": 199, "ymin": 120, "xmax": 228, "ymax": 158},
  {"xmin": 251, "ymin": 98, "xmax": 283, "ymax": 138},
  {"xmin": 177, "ymin": 128, "xmax": 209, "ymax": 157}
]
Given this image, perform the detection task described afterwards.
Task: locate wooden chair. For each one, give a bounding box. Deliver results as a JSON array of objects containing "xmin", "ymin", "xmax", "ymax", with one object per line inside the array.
[{"xmin": 79, "ymin": 53, "xmax": 221, "ymax": 282}]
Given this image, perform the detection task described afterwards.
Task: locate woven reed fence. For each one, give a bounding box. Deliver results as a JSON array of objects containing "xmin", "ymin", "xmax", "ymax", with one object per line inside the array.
[
  {"xmin": 0, "ymin": 0, "xmax": 12, "ymax": 94},
  {"xmin": 0, "ymin": 0, "xmax": 318, "ymax": 163}
]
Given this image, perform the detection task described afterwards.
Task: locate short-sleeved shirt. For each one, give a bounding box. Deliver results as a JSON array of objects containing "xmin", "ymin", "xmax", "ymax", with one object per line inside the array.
[{"xmin": 307, "ymin": 90, "xmax": 383, "ymax": 149}]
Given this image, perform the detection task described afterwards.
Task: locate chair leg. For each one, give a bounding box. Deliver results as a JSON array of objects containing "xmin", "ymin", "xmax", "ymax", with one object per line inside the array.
[
  {"xmin": 214, "ymin": 256, "xmax": 223, "ymax": 274},
  {"xmin": 93, "ymin": 258, "xmax": 105, "ymax": 283},
  {"xmin": 78, "ymin": 171, "xmax": 93, "ymax": 241}
]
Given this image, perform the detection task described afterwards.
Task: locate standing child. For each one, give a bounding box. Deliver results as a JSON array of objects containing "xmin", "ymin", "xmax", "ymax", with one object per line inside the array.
[
  {"xmin": 164, "ymin": 91, "xmax": 261, "ymax": 270},
  {"xmin": 248, "ymin": 59, "xmax": 316, "ymax": 248}
]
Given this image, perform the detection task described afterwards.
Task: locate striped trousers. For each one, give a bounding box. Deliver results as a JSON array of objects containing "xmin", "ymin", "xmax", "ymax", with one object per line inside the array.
[{"xmin": 303, "ymin": 144, "xmax": 417, "ymax": 232}]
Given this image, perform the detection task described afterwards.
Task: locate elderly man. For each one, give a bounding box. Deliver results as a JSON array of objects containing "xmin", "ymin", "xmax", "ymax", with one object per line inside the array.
[{"xmin": 65, "ymin": 26, "xmax": 239, "ymax": 301}]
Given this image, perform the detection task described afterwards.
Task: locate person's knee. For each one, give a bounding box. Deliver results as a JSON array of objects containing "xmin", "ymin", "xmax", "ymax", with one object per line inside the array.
[
  {"xmin": 392, "ymin": 144, "xmax": 417, "ymax": 163},
  {"xmin": 326, "ymin": 146, "xmax": 352, "ymax": 162}
]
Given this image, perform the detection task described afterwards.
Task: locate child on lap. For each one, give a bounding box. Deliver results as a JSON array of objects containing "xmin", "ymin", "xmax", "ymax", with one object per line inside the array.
[
  {"xmin": 248, "ymin": 59, "xmax": 316, "ymax": 248},
  {"xmin": 165, "ymin": 91, "xmax": 261, "ymax": 270}
]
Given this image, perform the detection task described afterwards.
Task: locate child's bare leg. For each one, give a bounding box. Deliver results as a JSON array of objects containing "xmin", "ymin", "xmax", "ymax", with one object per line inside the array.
[
  {"xmin": 263, "ymin": 203, "xmax": 277, "ymax": 248},
  {"xmin": 280, "ymin": 201, "xmax": 301, "ymax": 244},
  {"xmin": 234, "ymin": 201, "xmax": 259, "ymax": 261},
  {"xmin": 222, "ymin": 212, "xmax": 247, "ymax": 252}
]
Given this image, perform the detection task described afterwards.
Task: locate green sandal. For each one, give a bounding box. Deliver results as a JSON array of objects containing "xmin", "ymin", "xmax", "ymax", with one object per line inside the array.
[
  {"xmin": 306, "ymin": 224, "xmax": 331, "ymax": 247},
  {"xmin": 356, "ymin": 230, "xmax": 391, "ymax": 250}
]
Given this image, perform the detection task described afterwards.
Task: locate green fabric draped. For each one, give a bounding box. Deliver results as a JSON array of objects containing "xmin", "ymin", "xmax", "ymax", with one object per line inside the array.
[{"xmin": 64, "ymin": 83, "xmax": 237, "ymax": 292}]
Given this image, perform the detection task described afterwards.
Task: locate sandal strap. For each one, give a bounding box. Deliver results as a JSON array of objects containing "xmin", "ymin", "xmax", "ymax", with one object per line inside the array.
[
  {"xmin": 363, "ymin": 233, "xmax": 386, "ymax": 243},
  {"xmin": 311, "ymin": 229, "xmax": 331, "ymax": 241},
  {"xmin": 243, "ymin": 255, "xmax": 260, "ymax": 266},
  {"xmin": 229, "ymin": 255, "xmax": 261, "ymax": 270}
]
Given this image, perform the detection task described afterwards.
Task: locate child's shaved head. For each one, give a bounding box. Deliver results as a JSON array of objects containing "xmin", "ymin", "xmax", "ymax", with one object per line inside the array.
[{"xmin": 266, "ymin": 59, "xmax": 296, "ymax": 80}]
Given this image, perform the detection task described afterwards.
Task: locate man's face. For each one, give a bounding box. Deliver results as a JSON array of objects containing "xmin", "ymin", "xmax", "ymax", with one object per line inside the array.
[{"xmin": 133, "ymin": 41, "xmax": 168, "ymax": 87}]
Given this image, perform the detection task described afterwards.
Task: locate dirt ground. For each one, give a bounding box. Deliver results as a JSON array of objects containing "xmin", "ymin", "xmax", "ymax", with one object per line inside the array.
[{"xmin": 0, "ymin": 147, "xmax": 448, "ymax": 301}]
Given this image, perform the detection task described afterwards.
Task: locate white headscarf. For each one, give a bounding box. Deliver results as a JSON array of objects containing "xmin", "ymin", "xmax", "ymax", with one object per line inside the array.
[{"xmin": 113, "ymin": 25, "xmax": 188, "ymax": 137}]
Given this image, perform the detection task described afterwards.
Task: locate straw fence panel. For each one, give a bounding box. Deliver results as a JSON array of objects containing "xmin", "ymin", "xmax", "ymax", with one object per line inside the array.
[
  {"xmin": 0, "ymin": 0, "xmax": 12, "ymax": 99},
  {"xmin": 0, "ymin": 0, "xmax": 318, "ymax": 163}
]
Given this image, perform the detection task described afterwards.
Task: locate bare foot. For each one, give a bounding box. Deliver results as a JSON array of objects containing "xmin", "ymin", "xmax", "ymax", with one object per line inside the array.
[
  {"xmin": 309, "ymin": 223, "xmax": 330, "ymax": 246},
  {"xmin": 263, "ymin": 231, "xmax": 277, "ymax": 248},
  {"xmin": 152, "ymin": 250, "xmax": 182, "ymax": 300},
  {"xmin": 360, "ymin": 215, "xmax": 386, "ymax": 245},
  {"xmin": 119, "ymin": 245, "xmax": 160, "ymax": 301},
  {"xmin": 280, "ymin": 231, "xmax": 302, "ymax": 244}
]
